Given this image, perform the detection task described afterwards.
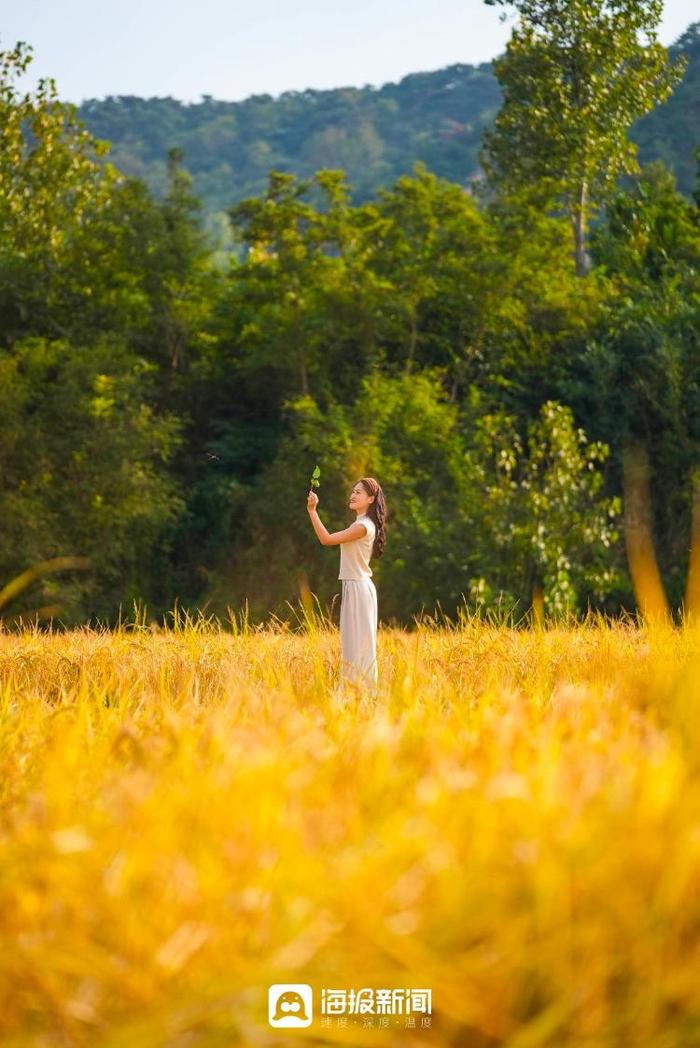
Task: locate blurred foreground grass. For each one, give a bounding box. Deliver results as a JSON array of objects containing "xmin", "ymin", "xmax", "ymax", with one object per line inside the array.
[{"xmin": 2, "ymin": 612, "xmax": 700, "ymax": 1046}]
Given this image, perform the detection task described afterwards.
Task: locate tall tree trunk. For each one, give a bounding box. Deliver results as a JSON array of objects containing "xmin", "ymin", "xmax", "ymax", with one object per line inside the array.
[
  {"xmin": 571, "ymin": 179, "xmax": 591, "ymax": 277},
  {"xmin": 622, "ymin": 443, "xmax": 671, "ymax": 625},
  {"xmin": 683, "ymin": 467, "xmax": 700, "ymax": 622}
]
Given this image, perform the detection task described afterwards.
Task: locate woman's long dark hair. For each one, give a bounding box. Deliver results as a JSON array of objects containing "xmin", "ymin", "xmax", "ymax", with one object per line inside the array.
[{"xmin": 358, "ymin": 477, "xmax": 387, "ymax": 559}]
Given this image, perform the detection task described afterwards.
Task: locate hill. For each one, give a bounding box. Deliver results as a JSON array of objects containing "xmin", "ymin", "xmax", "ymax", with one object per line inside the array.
[
  {"xmin": 631, "ymin": 21, "xmax": 700, "ymax": 197},
  {"xmin": 75, "ymin": 20, "xmax": 699, "ymax": 230}
]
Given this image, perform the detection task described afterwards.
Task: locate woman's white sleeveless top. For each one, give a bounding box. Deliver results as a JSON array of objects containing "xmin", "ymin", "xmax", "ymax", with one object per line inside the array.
[{"xmin": 338, "ymin": 514, "xmax": 376, "ymax": 580}]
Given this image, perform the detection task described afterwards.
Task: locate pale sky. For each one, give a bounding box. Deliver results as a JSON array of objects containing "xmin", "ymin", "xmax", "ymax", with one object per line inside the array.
[{"xmin": 2, "ymin": 0, "xmax": 697, "ymax": 105}]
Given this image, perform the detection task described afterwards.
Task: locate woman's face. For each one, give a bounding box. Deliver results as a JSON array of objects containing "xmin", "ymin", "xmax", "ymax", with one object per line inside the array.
[{"xmin": 349, "ymin": 482, "xmax": 374, "ymax": 514}]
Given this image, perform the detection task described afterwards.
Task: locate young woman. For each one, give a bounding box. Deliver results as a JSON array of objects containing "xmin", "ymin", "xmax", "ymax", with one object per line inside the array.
[{"xmin": 307, "ymin": 476, "xmax": 387, "ymax": 691}]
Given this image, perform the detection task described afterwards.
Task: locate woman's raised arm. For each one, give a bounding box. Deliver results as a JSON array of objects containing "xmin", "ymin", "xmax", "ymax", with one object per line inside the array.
[{"xmin": 306, "ymin": 490, "xmax": 368, "ymax": 546}]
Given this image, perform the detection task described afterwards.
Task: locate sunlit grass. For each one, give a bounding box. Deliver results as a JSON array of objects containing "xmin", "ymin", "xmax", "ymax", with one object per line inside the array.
[{"xmin": 2, "ymin": 610, "xmax": 700, "ymax": 1045}]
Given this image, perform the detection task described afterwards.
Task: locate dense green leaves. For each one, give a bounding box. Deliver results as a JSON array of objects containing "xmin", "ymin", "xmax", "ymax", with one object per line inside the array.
[
  {"xmin": 0, "ymin": 336, "xmax": 183, "ymax": 619},
  {"xmin": 70, "ymin": 23, "xmax": 700, "ymax": 228},
  {"xmin": 583, "ymin": 161, "xmax": 700, "ymax": 606},
  {"xmin": 226, "ymin": 371, "xmax": 620, "ymax": 622},
  {"xmin": 480, "ymin": 0, "xmax": 687, "ymax": 273},
  {"xmin": 1, "ymin": 32, "xmax": 698, "ymax": 624}
]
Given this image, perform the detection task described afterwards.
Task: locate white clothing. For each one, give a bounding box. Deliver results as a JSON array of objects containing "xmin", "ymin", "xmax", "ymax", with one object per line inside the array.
[
  {"xmin": 338, "ymin": 514, "xmax": 376, "ymax": 579},
  {"xmin": 338, "ymin": 514, "xmax": 378, "ymax": 690},
  {"xmin": 340, "ymin": 578, "xmax": 378, "ymax": 689}
]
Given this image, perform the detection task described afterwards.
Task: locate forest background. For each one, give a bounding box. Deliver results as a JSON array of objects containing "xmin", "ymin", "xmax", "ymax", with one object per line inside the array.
[{"xmin": 1, "ymin": 8, "xmax": 699, "ymax": 627}]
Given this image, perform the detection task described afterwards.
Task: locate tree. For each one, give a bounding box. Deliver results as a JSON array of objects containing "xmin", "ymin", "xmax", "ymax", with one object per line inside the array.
[
  {"xmin": 584, "ymin": 160, "xmax": 700, "ymax": 609},
  {"xmin": 142, "ymin": 147, "xmax": 215, "ymax": 375},
  {"xmin": 480, "ymin": 0, "xmax": 687, "ymax": 274},
  {"xmin": 368, "ymin": 163, "xmax": 482, "ymax": 377},
  {"xmin": 227, "ymin": 170, "xmax": 330, "ymax": 398},
  {"xmin": 466, "ymin": 399, "xmax": 622, "ymax": 619},
  {"xmin": 217, "ymin": 370, "xmax": 620, "ymax": 624},
  {"xmin": 0, "ymin": 40, "xmax": 119, "ymax": 342},
  {"xmin": 0, "ymin": 335, "xmax": 184, "ymax": 621}
]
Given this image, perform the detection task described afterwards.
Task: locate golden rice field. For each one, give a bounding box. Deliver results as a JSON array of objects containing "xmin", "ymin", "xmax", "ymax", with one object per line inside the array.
[{"xmin": 2, "ymin": 610, "xmax": 700, "ymax": 1047}]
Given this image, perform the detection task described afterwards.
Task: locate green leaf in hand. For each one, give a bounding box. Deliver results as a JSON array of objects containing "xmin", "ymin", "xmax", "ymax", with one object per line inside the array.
[{"xmin": 310, "ymin": 464, "xmax": 321, "ymax": 489}]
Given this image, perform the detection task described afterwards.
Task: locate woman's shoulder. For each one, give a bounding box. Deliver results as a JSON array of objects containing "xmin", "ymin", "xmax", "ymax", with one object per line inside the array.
[{"xmin": 360, "ymin": 514, "xmax": 376, "ymax": 534}]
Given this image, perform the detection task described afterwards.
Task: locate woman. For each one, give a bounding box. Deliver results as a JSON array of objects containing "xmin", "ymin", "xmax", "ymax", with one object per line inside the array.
[{"xmin": 307, "ymin": 476, "xmax": 387, "ymax": 692}]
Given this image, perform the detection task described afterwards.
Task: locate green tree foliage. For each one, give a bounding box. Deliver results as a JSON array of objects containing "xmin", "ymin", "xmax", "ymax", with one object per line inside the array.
[
  {"xmin": 219, "ymin": 164, "xmax": 601, "ymax": 409},
  {"xmin": 0, "ymin": 40, "xmax": 118, "ymax": 343},
  {"xmin": 583, "ymin": 160, "xmax": 700, "ymax": 606},
  {"xmin": 71, "ymin": 22, "xmax": 700, "ymax": 231},
  {"xmin": 0, "ymin": 42, "xmax": 189, "ymax": 621},
  {"xmin": 0, "ymin": 337, "xmax": 183, "ymax": 619},
  {"xmin": 480, "ymin": 0, "xmax": 687, "ymax": 273},
  {"xmin": 216, "ymin": 370, "xmax": 619, "ymax": 623},
  {"xmin": 0, "ymin": 42, "xmax": 219, "ymax": 367},
  {"xmin": 464, "ymin": 399, "xmax": 622, "ymax": 618},
  {"xmin": 76, "ymin": 67, "xmax": 501, "ymax": 216},
  {"xmin": 226, "ymin": 170, "xmax": 349, "ymax": 398},
  {"xmin": 2, "ymin": 27, "xmax": 699, "ymax": 625}
]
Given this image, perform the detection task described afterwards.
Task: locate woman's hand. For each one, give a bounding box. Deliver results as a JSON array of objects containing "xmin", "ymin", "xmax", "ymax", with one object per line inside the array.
[{"xmin": 307, "ymin": 489, "xmax": 319, "ymax": 512}]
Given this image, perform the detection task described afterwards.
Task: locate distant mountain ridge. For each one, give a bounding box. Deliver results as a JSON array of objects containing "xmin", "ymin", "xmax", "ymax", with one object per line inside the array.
[{"xmin": 76, "ymin": 20, "xmax": 699, "ymax": 227}]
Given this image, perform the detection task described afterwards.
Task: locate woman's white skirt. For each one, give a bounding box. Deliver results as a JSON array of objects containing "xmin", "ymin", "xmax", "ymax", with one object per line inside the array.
[{"xmin": 339, "ymin": 577, "xmax": 378, "ymax": 689}]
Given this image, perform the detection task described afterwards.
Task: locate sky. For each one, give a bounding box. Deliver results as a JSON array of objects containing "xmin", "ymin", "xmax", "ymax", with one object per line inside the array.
[{"xmin": 2, "ymin": 0, "xmax": 697, "ymax": 106}]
